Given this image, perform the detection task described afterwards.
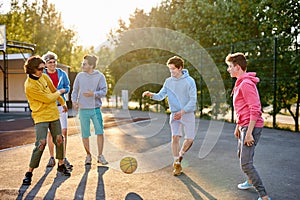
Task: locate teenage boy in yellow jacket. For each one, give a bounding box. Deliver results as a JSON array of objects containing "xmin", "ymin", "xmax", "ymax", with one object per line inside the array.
[{"xmin": 22, "ymin": 55, "xmax": 71, "ymax": 185}]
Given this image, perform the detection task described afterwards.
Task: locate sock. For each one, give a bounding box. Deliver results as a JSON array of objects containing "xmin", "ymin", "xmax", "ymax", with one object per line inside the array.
[
  {"xmin": 174, "ymin": 156, "xmax": 179, "ymax": 162},
  {"xmin": 179, "ymin": 150, "xmax": 185, "ymax": 157}
]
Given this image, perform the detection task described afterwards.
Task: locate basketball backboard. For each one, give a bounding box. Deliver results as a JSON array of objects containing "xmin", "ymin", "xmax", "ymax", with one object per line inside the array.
[{"xmin": 0, "ymin": 25, "xmax": 6, "ymax": 51}]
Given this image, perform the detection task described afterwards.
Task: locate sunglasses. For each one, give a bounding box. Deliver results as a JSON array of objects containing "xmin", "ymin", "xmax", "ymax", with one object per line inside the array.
[
  {"xmin": 37, "ymin": 67, "xmax": 45, "ymax": 71},
  {"xmin": 47, "ymin": 61, "xmax": 56, "ymax": 64}
]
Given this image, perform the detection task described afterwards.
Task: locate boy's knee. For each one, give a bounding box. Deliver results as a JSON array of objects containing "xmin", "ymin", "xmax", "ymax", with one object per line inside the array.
[
  {"xmin": 241, "ymin": 162, "xmax": 254, "ymax": 173},
  {"xmin": 186, "ymin": 139, "xmax": 194, "ymax": 144},
  {"xmin": 38, "ymin": 139, "xmax": 47, "ymax": 151},
  {"xmin": 172, "ymin": 135, "xmax": 180, "ymax": 142},
  {"xmin": 62, "ymin": 129, "xmax": 67, "ymax": 137},
  {"xmin": 56, "ymin": 135, "xmax": 64, "ymax": 146}
]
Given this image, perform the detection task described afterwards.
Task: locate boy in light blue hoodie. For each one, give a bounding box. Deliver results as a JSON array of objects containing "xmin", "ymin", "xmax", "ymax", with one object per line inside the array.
[
  {"xmin": 143, "ymin": 56, "xmax": 197, "ymax": 176},
  {"xmin": 71, "ymin": 55, "xmax": 108, "ymax": 165}
]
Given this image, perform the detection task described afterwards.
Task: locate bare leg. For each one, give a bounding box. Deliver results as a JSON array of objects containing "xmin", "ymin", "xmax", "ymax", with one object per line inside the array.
[
  {"xmin": 82, "ymin": 137, "xmax": 91, "ymax": 155},
  {"xmin": 179, "ymin": 139, "xmax": 193, "ymax": 161},
  {"xmin": 62, "ymin": 128, "xmax": 67, "ymax": 158},
  {"xmin": 97, "ymin": 134, "xmax": 104, "ymax": 156},
  {"xmin": 47, "ymin": 131, "xmax": 55, "ymax": 157},
  {"xmin": 172, "ymin": 135, "xmax": 181, "ymax": 158}
]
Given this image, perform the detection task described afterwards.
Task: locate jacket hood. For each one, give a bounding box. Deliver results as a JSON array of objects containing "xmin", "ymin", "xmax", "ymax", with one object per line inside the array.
[
  {"xmin": 171, "ymin": 69, "xmax": 189, "ymax": 80},
  {"xmin": 83, "ymin": 70, "xmax": 101, "ymax": 76},
  {"xmin": 236, "ymin": 72, "xmax": 260, "ymax": 86}
]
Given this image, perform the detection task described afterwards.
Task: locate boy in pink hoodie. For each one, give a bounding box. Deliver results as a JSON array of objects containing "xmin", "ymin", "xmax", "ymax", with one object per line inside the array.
[{"xmin": 225, "ymin": 52, "xmax": 271, "ymax": 200}]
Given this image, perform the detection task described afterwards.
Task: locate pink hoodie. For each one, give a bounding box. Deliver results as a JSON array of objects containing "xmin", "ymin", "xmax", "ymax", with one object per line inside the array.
[{"xmin": 233, "ymin": 72, "xmax": 264, "ymax": 128}]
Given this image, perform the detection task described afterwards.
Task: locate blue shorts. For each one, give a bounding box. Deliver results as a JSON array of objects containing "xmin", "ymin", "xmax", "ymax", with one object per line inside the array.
[{"xmin": 79, "ymin": 108, "xmax": 104, "ymax": 138}]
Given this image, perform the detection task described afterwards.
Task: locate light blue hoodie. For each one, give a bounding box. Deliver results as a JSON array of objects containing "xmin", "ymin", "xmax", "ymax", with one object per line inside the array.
[
  {"xmin": 71, "ymin": 70, "xmax": 107, "ymax": 109},
  {"xmin": 152, "ymin": 69, "xmax": 197, "ymax": 113}
]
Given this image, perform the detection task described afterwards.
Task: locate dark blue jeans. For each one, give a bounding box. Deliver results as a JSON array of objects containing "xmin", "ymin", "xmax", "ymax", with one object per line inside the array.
[{"xmin": 238, "ymin": 126, "xmax": 267, "ymax": 198}]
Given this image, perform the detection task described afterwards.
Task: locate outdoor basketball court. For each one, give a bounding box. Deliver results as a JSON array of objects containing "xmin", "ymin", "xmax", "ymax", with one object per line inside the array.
[{"xmin": 0, "ymin": 108, "xmax": 299, "ymax": 199}]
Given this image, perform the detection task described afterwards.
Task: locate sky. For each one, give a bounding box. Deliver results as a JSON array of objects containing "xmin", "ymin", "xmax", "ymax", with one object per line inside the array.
[
  {"xmin": 48, "ymin": 0, "xmax": 164, "ymax": 47},
  {"xmin": 1, "ymin": 0, "xmax": 163, "ymax": 47}
]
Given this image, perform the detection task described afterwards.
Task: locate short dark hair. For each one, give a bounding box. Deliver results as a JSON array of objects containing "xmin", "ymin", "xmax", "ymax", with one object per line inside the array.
[
  {"xmin": 24, "ymin": 55, "xmax": 45, "ymax": 74},
  {"xmin": 225, "ymin": 52, "xmax": 247, "ymax": 71},
  {"xmin": 167, "ymin": 56, "xmax": 184, "ymax": 69},
  {"xmin": 84, "ymin": 55, "xmax": 98, "ymax": 68}
]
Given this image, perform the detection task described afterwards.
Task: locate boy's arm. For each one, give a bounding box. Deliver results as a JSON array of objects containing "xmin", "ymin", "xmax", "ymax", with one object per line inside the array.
[
  {"xmin": 61, "ymin": 71, "xmax": 70, "ymax": 94},
  {"xmin": 26, "ymin": 85, "xmax": 63, "ymax": 104},
  {"xmin": 147, "ymin": 82, "xmax": 168, "ymax": 101},
  {"xmin": 46, "ymin": 74, "xmax": 66, "ymax": 106},
  {"xmin": 71, "ymin": 76, "xmax": 79, "ymax": 102},
  {"xmin": 94, "ymin": 74, "xmax": 107, "ymax": 98},
  {"xmin": 182, "ymin": 79, "xmax": 197, "ymax": 113}
]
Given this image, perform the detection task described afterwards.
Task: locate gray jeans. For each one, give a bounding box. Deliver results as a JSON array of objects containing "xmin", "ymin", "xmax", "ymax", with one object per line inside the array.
[{"xmin": 238, "ymin": 126, "xmax": 267, "ymax": 197}]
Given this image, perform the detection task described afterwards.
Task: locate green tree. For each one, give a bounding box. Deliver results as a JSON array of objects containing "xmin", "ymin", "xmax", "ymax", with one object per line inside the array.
[{"xmin": 0, "ymin": 0, "xmax": 87, "ymax": 72}]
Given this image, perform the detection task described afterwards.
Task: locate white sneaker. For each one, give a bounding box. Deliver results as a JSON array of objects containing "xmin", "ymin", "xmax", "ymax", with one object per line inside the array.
[
  {"xmin": 98, "ymin": 155, "xmax": 108, "ymax": 165},
  {"xmin": 85, "ymin": 155, "xmax": 92, "ymax": 165}
]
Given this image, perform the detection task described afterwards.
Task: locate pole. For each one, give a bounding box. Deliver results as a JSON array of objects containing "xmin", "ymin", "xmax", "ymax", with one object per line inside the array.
[
  {"xmin": 273, "ymin": 37, "xmax": 277, "ymax": 128},
  {"xmin": 230, "ymin": 43, "xmax": 235, "ymax": 123}
]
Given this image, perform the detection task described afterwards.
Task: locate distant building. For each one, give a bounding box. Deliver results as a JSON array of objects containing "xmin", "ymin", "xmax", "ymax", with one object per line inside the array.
[{"xmin": 0, "ymin": 53, "xmax": 70, "ymax": 112}]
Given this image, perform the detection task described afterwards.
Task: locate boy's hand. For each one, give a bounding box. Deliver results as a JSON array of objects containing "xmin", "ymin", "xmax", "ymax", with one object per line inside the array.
[
  {"xmin": 174, "ymin": 110, "xmax": 185, "ymax": 120},
  {"xmin": 234, "ymin": 129, "xmax": 240, "ymax": 139},
  {"xmin": 244, "ymin": 133, "xmax": 255, "ymax": 146},
  {"xmin": 58, "ymin": 88, "xmax": 66, "ymax": 94},
  {"xmin": 142, "ymin": 91, "xmax": 153, "ymax": 98},
  {"xmin": 62, "ymin": 105, "xmax": 68, "ymax": 112},
  {"xmin": 83, "ymin": 90, "xmax": 94, "ymax": 97},
  {"xmin": 72, "ymin": 102, "xmax": 79, "ymax": 111}
]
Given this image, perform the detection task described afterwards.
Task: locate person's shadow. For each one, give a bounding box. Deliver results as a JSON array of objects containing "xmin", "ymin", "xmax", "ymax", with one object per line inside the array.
[
  {"xmin": 125, "ymin": 192, "xmax": 143, "ymax": 200},
  {"xmin": 17, "ymin": 167, "xmax": 53, "ymax": 200},
  {"xmin": 43, "ymin": 171, "xmax": 70, "ymax": 199},
  {"xmin": 95, "ymin": 166, "xmax": 109, "ymax": 200},
  {"xmin": 178, "ymin": 173, "xmax": 217, "ymax": 200},
  {"xmin": 74, "ymin": 164, "xmax": 92, "ymax": 199}
]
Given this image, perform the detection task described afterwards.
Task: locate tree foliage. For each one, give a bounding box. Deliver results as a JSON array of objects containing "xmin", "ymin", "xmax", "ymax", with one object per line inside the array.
[
  {"xmin": 0, "ymin": 0, "xmax": 90, "ymax": 72},
  {"xmin": 105, "ymin": 0, "xmax": 299, "ymax": 131}
]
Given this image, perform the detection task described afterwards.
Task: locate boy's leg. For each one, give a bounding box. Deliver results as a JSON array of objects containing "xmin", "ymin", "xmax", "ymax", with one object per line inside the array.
[
  {"xmin": 23, "ymin": 122, "xmax": 49, "ymax": 185},
  {"xmin": 240, "ymin": 127, "xmax": 267, "ymax": 197},
  {"xmin": 48, "ymin": 119, "xmax": 64, "ymax": 160},
  {"xmin": 29, "ymin": 122, "xmax": 49, "ymax": 168},
  {"xmin": 46, "ymin": 131, "xmax": 55, "ymax": 167},
  {"xmin": 180, "ymin": 112, "xmax": 195, "ymax": 161},
  {"xmin": 47, "ymin": 131, "xmax": 55, "ymax": 157},
  {"xmin": 179, "ymin": 139, "xmax": 193, "ymax": 161},
  {"xmin": 172, "ymin": 135, "xmax": 181, "ymax": 158},
  {"xmin": 79, "ymin": 109, "xmax": 92, "ymax": 155},
  {"xmin": 170, "ymin": 113, "xmax": 182, "ymax": 160},
  {"xmin": 58, "ymin": 106, "xmax": 68, "ymax": 157},
  {"xmin": 79, "ymin": 109, "xmax": 93, "ymax": 165},
  {"xmin": 170, "ymin": 113, "xmax": 183, "ymax": 176},
  {"xmin": 49, "ymin": 119, "xmax": 71, "ymax": 176},
  {"xmin": 82, "ymin": 137, "xmax": 91, "ymax": 155},
  {"xmin": 91, "ymin": 108, "xmax": 108, "ymax": 165},
  {"xmin": 58, "ymin": 106, "xmax": 72, "ymax": 168}
]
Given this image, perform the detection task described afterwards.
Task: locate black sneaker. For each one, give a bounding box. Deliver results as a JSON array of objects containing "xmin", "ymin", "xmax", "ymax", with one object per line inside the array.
[
  {"xmin": 22, "ymin": 172, "xmax": 32, "ymax": 185},
  {"xmin": 64, "ymin": 158, "xmax": 73, "ymax": 170},
  {"xmin": 57, "ymin": 164, "xmax": 71, "ymax": 176}
]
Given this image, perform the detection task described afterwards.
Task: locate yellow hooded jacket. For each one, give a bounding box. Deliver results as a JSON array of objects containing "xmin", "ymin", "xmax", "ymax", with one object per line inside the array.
[{"xmin": 24, "ymin": 73, "xmax": 65, "ymax": 124}]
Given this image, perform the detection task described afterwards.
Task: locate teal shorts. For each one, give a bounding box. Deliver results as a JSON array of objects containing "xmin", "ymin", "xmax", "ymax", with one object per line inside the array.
[{"xmin": 79, "ymin": 107, "xmax": 104, "ymax": 138}]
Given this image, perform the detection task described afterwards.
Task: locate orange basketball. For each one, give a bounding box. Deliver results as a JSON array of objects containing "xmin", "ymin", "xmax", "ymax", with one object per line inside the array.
[{"xmin": 120, "ymin": 157, "xmax": 138, "ymax": 174}]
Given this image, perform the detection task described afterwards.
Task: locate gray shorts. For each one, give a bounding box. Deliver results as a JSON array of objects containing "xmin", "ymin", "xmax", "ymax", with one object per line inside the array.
[{"xmin": 169, "ymin": 112, "xmax": 195, "ymax": 139}]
